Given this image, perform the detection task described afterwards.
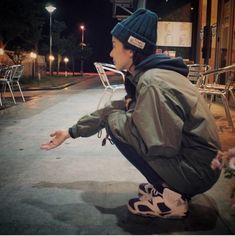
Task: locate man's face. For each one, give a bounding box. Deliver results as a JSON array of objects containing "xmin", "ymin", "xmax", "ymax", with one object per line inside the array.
[{"xmin": 110, "ymin": 36, "xmax": 133, "ymax": 71}]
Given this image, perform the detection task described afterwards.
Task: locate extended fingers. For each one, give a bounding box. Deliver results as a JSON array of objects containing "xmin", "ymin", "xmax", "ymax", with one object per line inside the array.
[
  {"xmin": 40, "ymin": 143, "xmax": 50, "ymax": 150},
  {"xmin": 40, "ymin": 141, "xmax": 57, "ymax": 150}
]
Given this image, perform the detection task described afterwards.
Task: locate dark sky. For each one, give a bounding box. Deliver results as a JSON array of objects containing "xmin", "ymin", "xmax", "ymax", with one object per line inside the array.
[{"xmin": 50, "ymin": 0, "xmax": 119, "ymax": 70}]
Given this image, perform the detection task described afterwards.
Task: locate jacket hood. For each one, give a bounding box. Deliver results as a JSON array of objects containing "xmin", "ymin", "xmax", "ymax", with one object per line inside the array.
[{"xmin": 135, "ymin": 53, "xmax": 189, "ymax": 77}]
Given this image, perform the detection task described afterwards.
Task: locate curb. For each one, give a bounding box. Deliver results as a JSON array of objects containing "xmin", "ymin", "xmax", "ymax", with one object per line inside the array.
[
  {"xmin": 23, "ymin": 82, "xmax": 79, "ymax": 91},
  {"xmin": 22, "ymin": 76, "xmax": 97, "ymax": 91}
]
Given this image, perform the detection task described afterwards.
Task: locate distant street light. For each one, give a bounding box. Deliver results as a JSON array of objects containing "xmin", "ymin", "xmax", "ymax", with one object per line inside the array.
[
  {"xmin": 0, "ymin": 48, "xmax": 4, "ymax": 55},
  {"xmin": 80, "ymin": 24, "xmax": 86, "ymax": 76},
  {"xmin": 45, "ymin": 3, "xmax": 56, "ymax": 76},
  {"xmin": 0, "ymin": 48, "xmax": 4, "ymax": 64},
  {"xmin": 30, "ymin": 52, "xmax": 37, "ymax": 79},
  {"xmin": 64, "ymin": 57, "xmax": 69, "ymax": 77}
]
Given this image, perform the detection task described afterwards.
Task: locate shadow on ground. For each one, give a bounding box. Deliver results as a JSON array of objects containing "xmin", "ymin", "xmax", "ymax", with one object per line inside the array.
[
  {"xmin": 7, "ymin": 181, "xmax": 227, "ymax": 235},
  {"xmin": 0, "ymin": 96, "xmax": 32, "ymax": 110}
]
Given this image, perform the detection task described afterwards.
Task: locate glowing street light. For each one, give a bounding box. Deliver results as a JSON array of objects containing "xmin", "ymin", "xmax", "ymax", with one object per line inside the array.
[
  {"xmin": 30, "ymin": 52, "xmax": 37, "ymax": 59},
  {"xmin": 48, "ymin": 55, "xmax": 55, "ymax": 75},
  {"xmin": 0, "ymin": 48, "xmax": 4, "ymax": 65},
  {"xmin": 64, "ymin": 57, "xmax": 69, "ymax": 77},
  {"xmin": 0, "ymin": 48, "xmax": 4, "ymax": 55},
  {"xmin": 45, "ymin": 3, "xmax": 56, "ymax": 76},
  {"xmin": 49, "ymin": 55, "xmax": 55, "ymax": 61}
]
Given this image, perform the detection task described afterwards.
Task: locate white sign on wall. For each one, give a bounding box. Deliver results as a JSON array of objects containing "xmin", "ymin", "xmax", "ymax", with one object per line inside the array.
[{"xmin": 157, "ymin": 21, "xmax": 192, "ymax": 47}]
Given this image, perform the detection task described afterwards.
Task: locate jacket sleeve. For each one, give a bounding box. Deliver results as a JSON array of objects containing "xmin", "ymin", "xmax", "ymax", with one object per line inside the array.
[
  {"xmin": 108, "ymin": 85, "xmax": 185, "ymax": 157},
  {"xmin": 69, "ymin": 100, "xmax": 126, "ymax": 138}
]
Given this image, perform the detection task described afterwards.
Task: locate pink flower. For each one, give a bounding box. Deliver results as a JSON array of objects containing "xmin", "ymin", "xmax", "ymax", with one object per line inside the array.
[{"xmin": 211, "ymin": 151, "xmax": 224, "ymax": 170}]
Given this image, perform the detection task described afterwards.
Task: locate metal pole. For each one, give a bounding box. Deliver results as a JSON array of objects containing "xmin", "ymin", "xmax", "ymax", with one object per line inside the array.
[
  {"xmin": 203, "ymin": 0, "xmax": 212, "ymax": 65},
  {"xmin": 33, "ymin": 59, "xmax": 35, "ymax": 79},
  {"xmin": 49, "ymin": 12, "xmax": 52, "ymax": 76},
  {"xmin": 80, "ymin": 57, "xmax": 83, "ymax": 75},
  {"xmin": 82, "ymin": 30, "xmax": 84, "ymax": 45},
  {"xmin": 80, "ymin": 29, "xmax": 84, "ymax": 76},
  {"xmin": 65, "ymin": 62, "xmax": 67, "ymax": 77},
  {"xmin": 45, "ymin": 4, "xmax": 56, "ymax": 76}
]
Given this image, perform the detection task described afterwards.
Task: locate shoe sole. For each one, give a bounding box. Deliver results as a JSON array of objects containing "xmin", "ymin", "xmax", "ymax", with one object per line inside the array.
[{"xmin": 127, "ymin": 203, "xmax": 188, "ymax": 219}]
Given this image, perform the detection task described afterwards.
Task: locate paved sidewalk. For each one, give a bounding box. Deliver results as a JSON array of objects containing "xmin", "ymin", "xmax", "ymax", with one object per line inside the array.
[{"xmin": 0, "ymin": 78, "xmax": 235, "ymax": 234}]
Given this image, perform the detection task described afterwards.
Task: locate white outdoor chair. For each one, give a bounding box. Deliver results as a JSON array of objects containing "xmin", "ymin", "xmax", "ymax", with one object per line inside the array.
[
  {"xmin": 187, "ymin": 64, "xmax": 211, "ymax": 86},
  {"xmin": 94, "ymin": 62, "xmax": 125, "ymax": 108},
  {"xmin": 10, "ymin": 64, "xmax": 25, "ymax": 102},
  {"xmin": 198, "ymin": 64, "xmax": 235, "ymax": 132},
  {"xmin": 203, "ymin": 65, "xmax": 235, "ymax": 105},
  {"xmin": 0, "ymin": 67, "xmax": 16, "ymax": 104},
  {"xmin": 0, "ymin": 64, "xmax": 5, "ymax": 106}
]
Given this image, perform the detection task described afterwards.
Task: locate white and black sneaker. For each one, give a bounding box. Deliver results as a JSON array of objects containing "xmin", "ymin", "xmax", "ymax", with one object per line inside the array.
[{"xmin": 128, "ymin": 187, "xmax": 188, "ymax": 219}]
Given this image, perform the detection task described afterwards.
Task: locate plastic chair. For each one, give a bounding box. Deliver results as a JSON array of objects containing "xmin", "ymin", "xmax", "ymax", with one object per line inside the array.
[
  {"xmin": 94, "ymin": 62, "xmax": 125, "ymax": 108},
  {"xmin": 198, "ymin": 64, "xmax": 235, "ymax": 132},
  {"xmin": 187, "ymin": 64, "xmax": 211, "ymax": 86}
]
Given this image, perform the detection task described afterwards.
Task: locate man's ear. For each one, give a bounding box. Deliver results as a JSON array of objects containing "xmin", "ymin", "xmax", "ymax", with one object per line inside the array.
[{"xmin": 128, "ymin": 49, "xmax": 134, "ymax": 59}]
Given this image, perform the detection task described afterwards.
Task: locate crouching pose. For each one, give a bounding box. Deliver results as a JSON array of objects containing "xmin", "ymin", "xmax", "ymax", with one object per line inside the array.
[{"xmin": 41, "ymin": 9, "xmax": 221, "ymax": 218}]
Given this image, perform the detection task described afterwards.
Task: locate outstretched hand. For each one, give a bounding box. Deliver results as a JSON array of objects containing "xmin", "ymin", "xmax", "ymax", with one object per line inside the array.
[{"xmin": 40, "ymin": 130, "xmax": 71, "ymax": 151}]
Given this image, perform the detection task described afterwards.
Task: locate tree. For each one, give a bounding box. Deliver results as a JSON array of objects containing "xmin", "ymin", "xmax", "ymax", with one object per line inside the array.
[
  {"xmin": 63, "ymin": 34, "xmax": 93, "ymax": 75},
  {"xmin": 64, "ymin": 34, "xmax": 80, "ymax": 75},
  {"xmin": 52, "ymin": 20, "xmax": 67, "ymax": 75},
  {"xmin": 0, "ymin": 0, "xmax": 45, "ymax": 51},
  {"xmin": 6, "ymin": 47, "xmax": 26, "ymax": 64},
  {"xmin": 78, "ymin": 43, "xmax": 93, "ymax": 73}
]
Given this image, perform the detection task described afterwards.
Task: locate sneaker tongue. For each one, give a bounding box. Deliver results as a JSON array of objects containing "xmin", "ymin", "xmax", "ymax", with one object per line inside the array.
[
  {"xmin": 153, "ymin": 185, "xmax": 164, "ymax": 193},
  {"xmin": 163, "ymin": 188, "xmax": 182, "ymax": 201}
]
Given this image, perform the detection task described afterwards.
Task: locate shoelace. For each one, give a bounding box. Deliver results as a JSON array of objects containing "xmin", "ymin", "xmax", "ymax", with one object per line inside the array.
[{"xmin": 140, "ymin": 187, "xmax": 161, "ymax": 201}]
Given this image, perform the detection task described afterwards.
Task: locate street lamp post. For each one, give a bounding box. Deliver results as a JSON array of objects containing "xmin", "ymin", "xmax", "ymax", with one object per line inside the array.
[
  {"xmin": 45, "ymin": 3, "xmax": 56, "ymax": 76},
  {"xmin": 64, "ymin": 57, "xmax": 69, "ymax": 77},
  {"xmin": 30, "ymin": 52, "xmax": 37, "ymax": 80},
  {"xmin": 80, "ymin": 25, "xmax": 85, "ymax": 76}
]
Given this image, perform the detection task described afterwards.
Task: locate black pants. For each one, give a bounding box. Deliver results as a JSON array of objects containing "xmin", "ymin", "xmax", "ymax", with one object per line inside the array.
[
  {"xmin": 108, "ymin": 127, "xmax": 192, "ymax": 200},
  {"xmin": 107, "ymin": 127, "xmax": 165, "ymax": 191}
]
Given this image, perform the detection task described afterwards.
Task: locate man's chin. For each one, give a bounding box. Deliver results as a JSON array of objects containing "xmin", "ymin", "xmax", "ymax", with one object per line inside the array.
[{"xmin": 115, "ymin": 64, "xmax": 123, "ymax": 71}]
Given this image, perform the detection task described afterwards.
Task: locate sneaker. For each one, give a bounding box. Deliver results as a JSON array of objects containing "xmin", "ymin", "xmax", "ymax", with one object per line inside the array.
[{"xmin": 128, "ymin": 187, "xmax": 188, "ymax": 219}]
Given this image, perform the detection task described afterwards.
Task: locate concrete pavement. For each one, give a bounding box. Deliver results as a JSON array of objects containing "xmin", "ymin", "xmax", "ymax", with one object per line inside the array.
[{"xmin": 0, "ymin": 76, "xmax": 235, "ymax": 234}]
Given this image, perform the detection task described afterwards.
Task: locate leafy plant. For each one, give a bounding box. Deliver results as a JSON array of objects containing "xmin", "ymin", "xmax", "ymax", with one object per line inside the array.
[{"xmin": 6, "ymin": 47, "xmax": 26, "ymax": 64}]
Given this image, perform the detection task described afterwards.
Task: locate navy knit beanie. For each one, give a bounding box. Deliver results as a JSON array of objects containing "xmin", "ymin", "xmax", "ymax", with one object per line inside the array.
[{"xmin": 111, "ymin": 8, "xmax": 158, "ymax": 55}]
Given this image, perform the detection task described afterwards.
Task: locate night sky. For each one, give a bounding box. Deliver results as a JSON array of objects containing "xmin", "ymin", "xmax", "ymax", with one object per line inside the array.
[{"xmin": 49, "ymin": 0, "xmax": 119, "ymax": 71}]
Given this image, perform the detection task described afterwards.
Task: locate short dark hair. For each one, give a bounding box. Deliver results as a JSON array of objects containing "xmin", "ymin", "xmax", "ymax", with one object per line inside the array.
[{"xmin": 124, "ymin": 45, "xmax": 151, "ymax": 66}]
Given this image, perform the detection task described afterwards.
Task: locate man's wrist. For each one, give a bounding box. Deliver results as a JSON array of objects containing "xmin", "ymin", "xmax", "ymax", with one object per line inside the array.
[{"xmin": 68, "ymin": 128, "xmax": 75, "ymax": 139}]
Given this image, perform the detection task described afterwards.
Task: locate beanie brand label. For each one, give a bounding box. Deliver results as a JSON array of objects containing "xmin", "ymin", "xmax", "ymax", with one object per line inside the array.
[{"xmin": 128, "ymin": 36, "xmax": 145, "ymax": 49}]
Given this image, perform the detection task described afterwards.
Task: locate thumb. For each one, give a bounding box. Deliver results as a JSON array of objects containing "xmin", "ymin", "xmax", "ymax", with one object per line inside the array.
[{"xmin": 50, "ymin": 131, "xmax": 57, "ymax": 137}]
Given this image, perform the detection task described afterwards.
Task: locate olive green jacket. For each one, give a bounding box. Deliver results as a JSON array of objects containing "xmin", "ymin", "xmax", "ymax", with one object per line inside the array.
[{"xmin": 69, "ymin": 68, "xmax": 221, "ymax": 195}]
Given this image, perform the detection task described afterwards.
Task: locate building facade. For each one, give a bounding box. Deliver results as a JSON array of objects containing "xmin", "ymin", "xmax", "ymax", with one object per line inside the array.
[
  {"xmin": 199, "ymin": 0, "xmax": 235, "ymax": 69},
  {"xmin": 111, "ymin": 0, "xmax": 235, "ymax": 70}
]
